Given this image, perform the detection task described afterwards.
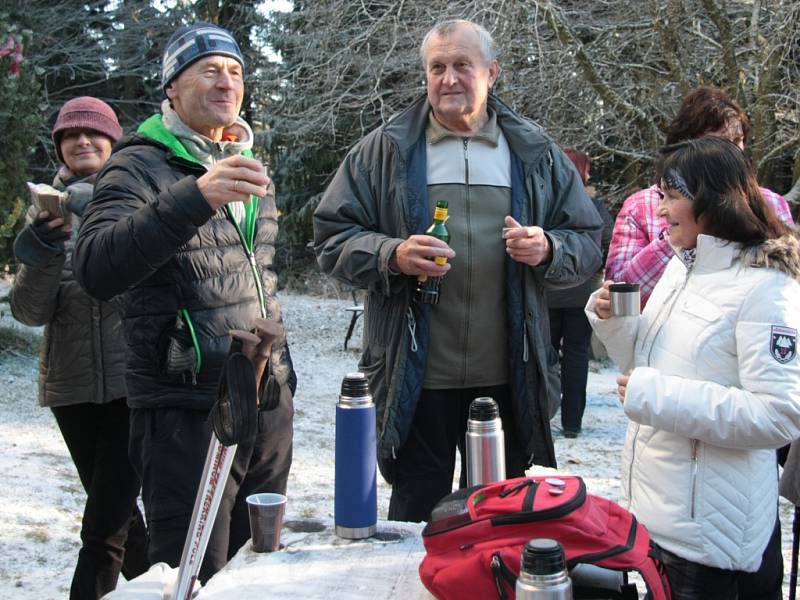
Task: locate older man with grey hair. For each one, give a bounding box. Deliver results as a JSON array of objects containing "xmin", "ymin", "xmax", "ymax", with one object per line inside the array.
[{"xmin": 314, "ymin": 19, "xmax": 603, "ymax": 522}]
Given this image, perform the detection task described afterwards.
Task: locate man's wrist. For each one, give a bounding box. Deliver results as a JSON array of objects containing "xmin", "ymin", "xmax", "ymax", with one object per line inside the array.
[
  {"xmin": 542, "ymin": 231, "xmax": 554, "ymax": 265},
  {"xmin": 388, "ymin": 250, "xmax": 401, "ymax": 276}
]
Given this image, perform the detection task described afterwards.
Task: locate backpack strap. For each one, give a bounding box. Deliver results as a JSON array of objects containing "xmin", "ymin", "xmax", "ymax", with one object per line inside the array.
[{"xmin": 642, "ymin": 542, "xmax": 672, "ymax": 600}]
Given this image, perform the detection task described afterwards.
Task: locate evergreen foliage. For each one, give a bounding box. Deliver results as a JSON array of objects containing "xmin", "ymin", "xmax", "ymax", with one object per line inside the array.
[
  {"xmin": 1, "ymin": 0, "xmax": 798, "ymax": 275},
  {"xmin": 0, "ymin": 0, "xmax": 266, "ymax": 271},
  {"xmin": 0, "ymin": 22, "xmax": 41, "ymax": 268}
]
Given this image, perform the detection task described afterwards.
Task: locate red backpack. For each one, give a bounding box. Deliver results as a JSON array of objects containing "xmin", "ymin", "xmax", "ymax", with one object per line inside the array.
[{"xmin": 419, "ymin": 475, "xmax": 671, "ymax": 600}]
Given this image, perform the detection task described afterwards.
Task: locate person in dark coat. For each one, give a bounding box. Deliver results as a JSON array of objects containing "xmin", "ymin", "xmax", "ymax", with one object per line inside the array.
[
  {"xmin": 72, "ymin": 23, "xmax": 296, "ymax": 583},
  {"xmin": 546, "ymin": 149, "xmax": 613, "ymax": 438},
  {"xmin": 10, "ymin": 96, "xmax": 148, "ymax": 599},
  {"xmin": 313, "ymin": 19, "xmax": 603, "ymax": 523}
]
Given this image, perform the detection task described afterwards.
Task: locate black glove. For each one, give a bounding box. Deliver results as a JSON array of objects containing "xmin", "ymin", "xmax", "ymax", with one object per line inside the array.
[
  {"xmin": 210, "ymin": 348, "xmax": 258, "ymax": 446},
  {"xmin": 31, "ymin": 213, "xmax": 70, "ymax": 245},
  {"xmin": 13, "ymin": 214, "xmax": 70, "ymax": 268},
  {"xmin": 64, "ymin": 182, "xmax": 94, "ymax": 217}
]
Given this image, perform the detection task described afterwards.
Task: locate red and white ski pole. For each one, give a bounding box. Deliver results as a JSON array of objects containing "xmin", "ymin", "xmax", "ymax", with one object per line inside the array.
[{"xmin": 173, "ymin": 324, "xmax": 279, "ymax": 599}]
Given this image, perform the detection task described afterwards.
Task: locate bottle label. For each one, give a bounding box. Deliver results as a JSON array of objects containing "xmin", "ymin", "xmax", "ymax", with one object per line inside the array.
[
  {"xmin": 434, "ymin": 256, "xmax": 448, "ymax": 266},
  {"xmin": 433, "ymin": 207, "xmax": 448, "ymax": 221}
]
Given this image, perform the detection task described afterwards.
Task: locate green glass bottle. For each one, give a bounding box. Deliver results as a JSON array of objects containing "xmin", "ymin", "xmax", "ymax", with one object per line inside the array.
[{"xmin": 415, "ymin": 200, "xmax": 450, "ymax": 304}]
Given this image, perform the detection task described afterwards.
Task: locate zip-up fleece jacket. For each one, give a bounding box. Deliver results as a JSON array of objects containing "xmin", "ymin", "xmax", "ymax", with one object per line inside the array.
[
  {"xmin": 314, "ymin": 94, "xmax": 603, "ymax": 480},
  {"xmin": 11, "ymin": 175, "xmax": 126, "ymax": 408},
  {"xmin": 587, "ymin": 233, "xmax": 800, "ymax": 572},
  {"xmin": 73, "ymin": 115, "xmax": 295, "ymax": 409}
]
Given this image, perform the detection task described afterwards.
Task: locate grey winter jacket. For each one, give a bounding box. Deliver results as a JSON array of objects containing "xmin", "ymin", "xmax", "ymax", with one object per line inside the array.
[
  {"xmin": 546, "ymin": 196, "xmax": 614, "ymax": 308},
  {"xmin": 314, "ymin": 94, "xmax": 603, "ymax": 480},
  {"xmin": 10, "ymin": 175, "xmax": 127, "ymax": 408}
]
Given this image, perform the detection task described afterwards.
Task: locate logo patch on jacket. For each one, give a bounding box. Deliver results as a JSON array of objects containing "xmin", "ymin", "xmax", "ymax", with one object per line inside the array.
[{"xmin": 770, "ymin": 325, "xmax": 797, "ymax": 364}]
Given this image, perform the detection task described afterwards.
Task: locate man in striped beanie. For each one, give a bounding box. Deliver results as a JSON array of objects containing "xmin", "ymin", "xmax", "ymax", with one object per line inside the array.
[
  {"xmin": 74, "ymin": 21, "xmax": 296, "ymax": 583},
  {"xmin": 161, "ymin": 22, "xmax": 245, "ymax": 91}
]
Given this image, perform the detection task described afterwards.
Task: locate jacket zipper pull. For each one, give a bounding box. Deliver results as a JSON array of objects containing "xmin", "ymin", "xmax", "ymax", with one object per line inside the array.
[
  {"xmin": 406, "ymin": 306, "xmax": 418, "ymax": 352},
  {"xmin": 690, "ymin": 439, "xmax": 698, "ymax": 518},
  {"xmin": 523, "ymin": 321, "xmax": 529, "ymax": 362}
]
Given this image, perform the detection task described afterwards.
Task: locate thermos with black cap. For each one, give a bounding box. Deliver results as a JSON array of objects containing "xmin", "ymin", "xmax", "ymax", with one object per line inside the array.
[
  {"xmin": 516, "ymin": 538, "xmax": 574, "ymax": 600},
  {"xmin": 465, "ymin": 396, "xmax": 506, "ymax": 487},
  {"xmin": 334, "ymin": 372, "xmax": 377, "ymax": 539}
]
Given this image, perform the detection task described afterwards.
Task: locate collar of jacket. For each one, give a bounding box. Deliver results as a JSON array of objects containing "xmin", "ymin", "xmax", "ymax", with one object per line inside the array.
[
  {"xmin": 680, "ymin": 233, "xmax": 800, "ymax": 281},
  {"xmin": 383, "ymin": 93, "xmax": 552, "ymax": 165},
  {"xmin": 134, "ymin": 114, "xmax": 256, "ymax": 168},
  {"xmin": 52, "ymin": 167, "xmax": 95, "ymax": 191},
  {"xmin": 160, "ymin": 99, "xmax": 254, "ymax": 169},
  {"xmin": 426, "ymin": 109, "xmax": 500, "ymax": 145}
]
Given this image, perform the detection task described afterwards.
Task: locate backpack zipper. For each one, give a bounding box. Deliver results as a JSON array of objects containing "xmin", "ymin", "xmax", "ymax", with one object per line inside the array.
[
  {"xmin": 497, "ymin": 480, "xmax": 539, "ymax": 511},
  {"xmin": 492, "ymin": 479, "xmax": 586, "ymax": 525},
  {"xmin": 499, "ymin": 479, "xmax": 535, "ymax": 498},
  {"xmin": 567, "ymin": 514, "xmax": 639, "ymax": 567},
  {"xmin": 490, "ymin": 552, "xmax": 515, "ymax": 600}
]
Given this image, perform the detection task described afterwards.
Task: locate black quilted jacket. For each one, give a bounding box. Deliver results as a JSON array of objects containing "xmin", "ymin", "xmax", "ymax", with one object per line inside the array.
[{"xmin": 73, "ymin": 116, "xmax": 295, "ymax": 409}]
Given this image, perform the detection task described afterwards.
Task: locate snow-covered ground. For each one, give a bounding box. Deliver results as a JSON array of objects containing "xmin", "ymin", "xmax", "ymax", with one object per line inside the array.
[{"xmin": 0, "ymin": 286, "xmax": 796, "ymax": 599}]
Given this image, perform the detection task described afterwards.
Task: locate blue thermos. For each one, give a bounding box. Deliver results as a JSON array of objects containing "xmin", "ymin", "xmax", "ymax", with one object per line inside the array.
[{"xmin": 335, "ymin": 372, "xmax": 377, "ymax": 539}]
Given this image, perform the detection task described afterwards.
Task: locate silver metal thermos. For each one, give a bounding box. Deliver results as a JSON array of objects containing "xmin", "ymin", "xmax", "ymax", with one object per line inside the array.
[
  {"xmin": 465, "ymin": 397, "xmax": 506, "ymax": 487},
  {"xmin": 516, "ymin": 539, "xmax": 574, "ymax": 600}
]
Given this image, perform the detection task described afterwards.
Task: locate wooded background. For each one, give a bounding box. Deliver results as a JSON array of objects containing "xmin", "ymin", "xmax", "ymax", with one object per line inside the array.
[{"xmin": 1, "ymin": 0, "xmax": 798, "ymax": 274}]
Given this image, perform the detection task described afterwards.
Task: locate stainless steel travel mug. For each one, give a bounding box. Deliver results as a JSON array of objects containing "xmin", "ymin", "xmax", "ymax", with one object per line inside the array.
[
  {"xmin": 609, "ymin": 283, "xmax": 641, "ymax": 317},
  {"xmin": 516, "ymin": 538, "xmax": 574, "ymax": 600},
  {"xmin": 465, "ymin": 397, "xmax": 506, "ymax": 487}
]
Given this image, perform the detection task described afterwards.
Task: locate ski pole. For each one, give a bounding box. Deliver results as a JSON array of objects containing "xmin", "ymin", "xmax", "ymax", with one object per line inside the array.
[
  {"xmin": 173, "ymin": 330, "xmax": 261, "ymax": 600},
  {"xmin": 172, "ymin": 324, "xmax": 281, "ymax": 599}
]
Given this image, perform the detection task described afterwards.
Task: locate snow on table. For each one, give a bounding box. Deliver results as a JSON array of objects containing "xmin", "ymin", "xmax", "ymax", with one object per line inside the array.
[{"xmin": 198, "ymin": 517, "xmax": 432, "ymax": 599}]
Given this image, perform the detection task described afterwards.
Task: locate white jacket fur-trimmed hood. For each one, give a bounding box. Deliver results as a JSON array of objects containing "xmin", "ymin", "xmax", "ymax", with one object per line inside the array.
[
  {"xmin": 739, "ymin": 232, "xmax": 800, "ymax": 282},
  {"xmin": 587, "ymin": 233, "xmax": 800, "ymax": 572}
]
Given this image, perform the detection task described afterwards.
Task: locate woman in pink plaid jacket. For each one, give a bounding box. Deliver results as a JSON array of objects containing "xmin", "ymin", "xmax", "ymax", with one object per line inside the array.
[{"xmin": 606, "ymin": 87, "xmax": 793, "ymax": 308}]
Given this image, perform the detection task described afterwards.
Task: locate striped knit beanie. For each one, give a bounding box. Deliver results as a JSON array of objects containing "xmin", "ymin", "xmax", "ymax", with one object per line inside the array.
[
  {"xmin": 52, "ymin": 97, "xmax": 122, "ymax": 163},
  {"xmin": 162, "ymin": 22, "xmax": 244, "ymax": 92}
]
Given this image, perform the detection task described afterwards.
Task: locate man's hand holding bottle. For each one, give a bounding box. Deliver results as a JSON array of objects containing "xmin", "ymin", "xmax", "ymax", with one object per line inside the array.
[{"xmin": 390, "ymin": 235, "xmax": 455, "ymax": 277}]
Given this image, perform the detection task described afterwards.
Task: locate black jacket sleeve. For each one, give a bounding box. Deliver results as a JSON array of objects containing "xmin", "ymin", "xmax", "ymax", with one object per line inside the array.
[{"xmin": 73, "ymin": 150, "xmax": 215, "ymax": 301}]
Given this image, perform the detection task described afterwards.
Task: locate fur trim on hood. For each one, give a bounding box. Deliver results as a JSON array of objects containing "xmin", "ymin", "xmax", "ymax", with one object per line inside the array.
[{"xmin": 740, "ymin": 231, "xmax": 800, "ymax": 282}]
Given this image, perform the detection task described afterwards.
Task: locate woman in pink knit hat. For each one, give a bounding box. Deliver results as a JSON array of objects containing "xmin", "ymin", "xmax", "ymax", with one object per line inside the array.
[{"xmin": 9, "ymin": 97, "xmax": 148, "ymax": 599}]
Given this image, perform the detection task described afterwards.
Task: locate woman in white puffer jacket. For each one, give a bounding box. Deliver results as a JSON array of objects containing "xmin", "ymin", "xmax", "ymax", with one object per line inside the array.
[{"xmin": 586, "ymin": 137, "xmax": 800, "ymax": 599}]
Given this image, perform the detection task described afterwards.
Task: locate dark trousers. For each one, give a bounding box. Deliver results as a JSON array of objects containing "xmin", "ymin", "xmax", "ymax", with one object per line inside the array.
[
  {"xmin": 738, "ymin": 515, "xmax": 783, "ymax": 600},
  {"xmin": 657, "ymin": 515, "xmax": 782, "ymax": 600},
  {"xmin": 657, "ymin": 545, "xmax": 739, "ymax": 600},
  {"xmin": 129, "ymin": 390, "xmax": 293, "ymax": 583},
  {"xmin": 51, "ymin": 399, "xmax": 148, "ymax": 600},
  {"xmin": 387, "ymin": 385, "xmax": 528, "ymax": 523},
  {"xmin": 548, "ymin": 307, "xmax": 593, "ymax": 432}
]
